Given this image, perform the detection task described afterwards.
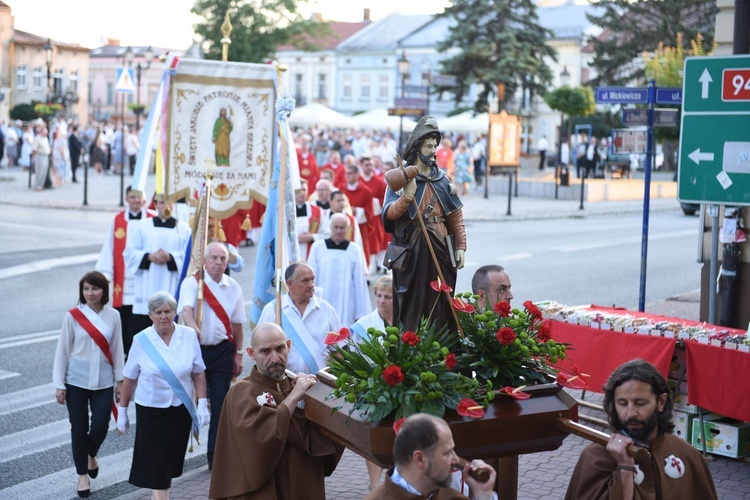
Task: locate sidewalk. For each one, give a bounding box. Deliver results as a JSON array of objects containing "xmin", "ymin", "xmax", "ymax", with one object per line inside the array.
[{"xmin": 0, "ymin": 164, "xmax": 683, "ymax": 221}]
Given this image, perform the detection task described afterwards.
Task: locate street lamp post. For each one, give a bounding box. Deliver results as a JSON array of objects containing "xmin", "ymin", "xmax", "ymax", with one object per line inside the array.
[
  {"xmin": 397, "ymin": 51, "xmax": 410, "ymax": 155},
  {"xmin": 132, "ymin": 46, "xmax": 153, "ymax": 130},
  {"xmin": 42, "ymin": 38, "xmax": 55, "ymax": 190},
  {"xmin": 555, "ymin": 65, "xmax": 570, "ymax": 200}
]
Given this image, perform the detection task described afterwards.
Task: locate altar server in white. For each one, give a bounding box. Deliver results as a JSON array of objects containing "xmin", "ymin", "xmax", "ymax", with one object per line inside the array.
[
  {"xmin": 307, "ymin": 213, "xmax": 371, "ymax": 327},
  {"xmin": 124, "ymin": 194, "xmax": 191, "ymax": 334}
]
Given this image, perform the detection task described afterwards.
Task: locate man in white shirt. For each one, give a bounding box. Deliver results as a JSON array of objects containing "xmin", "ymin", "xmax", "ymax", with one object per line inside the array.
[
  {"xmin": 537, "ymin": 135, "xmax": 549, "ymax": 170},
  {"xmin": 178, "ymin": 242, "xmax": 246, "ymax": 470},
  {"xmin": 95, "ymin": 187, "xmax": 154, "ymax": 354},
  {"xmin": 124, "ymin": 194, "xmax": 191, "ymax": 335},
  {"xmin": 307, "ymin": 214, "xmax": 371, "ymax": 327},
  {"xmin": 258, "ymin": 263, "xmax": 343, "ymax": 374}
]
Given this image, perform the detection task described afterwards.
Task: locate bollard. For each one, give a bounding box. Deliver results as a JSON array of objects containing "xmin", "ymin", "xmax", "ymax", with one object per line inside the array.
[
  {"xmin": 579, "ymin": 172, "xmax": 585, "ymax": 210},
  {"xmin": 83, "ymin": 153, "xmax": 89, "ymax": 206}
]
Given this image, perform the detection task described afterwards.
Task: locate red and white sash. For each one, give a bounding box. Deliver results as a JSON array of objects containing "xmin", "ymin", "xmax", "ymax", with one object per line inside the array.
[
  {"xmin": 68, "ymin": 305, "xmax": 118, "ymax": 419},
  {"xmin": 194, "ymin": 274, "xmax": 234, "ymax": 346}
]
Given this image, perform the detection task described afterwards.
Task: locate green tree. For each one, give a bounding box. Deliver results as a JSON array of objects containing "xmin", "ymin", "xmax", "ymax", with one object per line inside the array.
[
  {"xmin": 586, "ymin": 0, "xmax": 717, "ymax": 86},
  {"xmin": 543, "ymin": 86, "xmax": 596, "ymax": 140},
  {"xmin": 643, "ymin": 33, "xmax": 714, "ymax": 170},
  {"xmin": 192, "ymin": 0, "xmax": 328, "ymax": 63},
  {"xmin": 435, "ymin": 0, "xmax": 557, "ymax": 113},
  {"xmin": 10, "ymin": 103, "xmax": 35, "ymax": 122}
]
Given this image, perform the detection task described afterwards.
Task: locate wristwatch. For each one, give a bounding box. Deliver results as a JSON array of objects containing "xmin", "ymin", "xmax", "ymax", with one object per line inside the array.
[{"xmin": 235, "ymin": 350, "xmax": 243, "ymax": 355}]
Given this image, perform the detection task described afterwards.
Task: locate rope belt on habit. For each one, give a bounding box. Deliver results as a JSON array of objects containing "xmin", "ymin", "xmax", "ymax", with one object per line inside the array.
[{"xmin": 423, "ymin": 215, "xmax": 445, "ymax": 223}]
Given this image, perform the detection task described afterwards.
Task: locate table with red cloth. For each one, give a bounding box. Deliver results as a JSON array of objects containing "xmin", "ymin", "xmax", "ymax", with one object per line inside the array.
[{"xmin": 547, "ymin": 304, "xmax": 750, "ymax": 422}]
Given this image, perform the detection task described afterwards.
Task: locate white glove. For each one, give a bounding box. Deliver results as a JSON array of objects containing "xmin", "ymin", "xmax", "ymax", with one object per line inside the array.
[
  {"xmin": 116, "ymin": 406, "xmax": 129, "ymax": 434},
  {"xmin": 197, "ymin": 398, "xmax": 210, "ymax": 428}
]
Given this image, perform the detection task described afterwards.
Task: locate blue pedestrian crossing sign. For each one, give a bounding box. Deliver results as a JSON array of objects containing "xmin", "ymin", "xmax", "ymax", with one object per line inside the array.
[{"xmin": 115, "ymin": 68, "xmax": 135, "ymax": 94}]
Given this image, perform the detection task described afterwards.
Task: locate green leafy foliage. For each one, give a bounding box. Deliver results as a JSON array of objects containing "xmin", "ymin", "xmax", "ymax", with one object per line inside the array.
[
  {"xmin": 435, "ymin": 0, "xmax": 557, "ymax": 113},
  {"xmin": 191, "ymin": 0, "xmax": 330, "ymax": 63},
  {"xmin": 543, "ymin": 86, "xmax": 596, "ymax": 118},
  {"xmin": 586, "ymin": 0, "xmax": 717, "ymax": 86},
  {"xmin": 327, "ymin": 319, "xmax": 480, "ymax": 422}
]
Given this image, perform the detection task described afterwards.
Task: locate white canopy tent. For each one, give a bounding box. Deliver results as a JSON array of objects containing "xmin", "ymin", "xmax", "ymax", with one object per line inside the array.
[
  {"xmin": 437, "ymin": 111, "xmax": 490, "ymax": 134},
  {"xmin": 288, "ymin": 102, "xmax": 356, "ymax": 129},
  {"xmin": 351, "ymin": 108, "xmax": 418, "ymax": 132}
]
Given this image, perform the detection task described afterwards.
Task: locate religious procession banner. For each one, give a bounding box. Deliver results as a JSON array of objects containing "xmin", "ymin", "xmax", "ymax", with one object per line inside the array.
[{"xmin": 165, "ymin": 59, "xmax": 276, "ymax": 217}]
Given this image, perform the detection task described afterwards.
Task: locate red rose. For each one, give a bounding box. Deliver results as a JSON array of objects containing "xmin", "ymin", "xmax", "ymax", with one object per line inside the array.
[
  {"xmin": 496, "ymin": 327, "xmax": 516, "ymax": 345},
  {"xmin": 536, "ymin": 325, "xmax": 551, "ymax": 342},
  {"xmin": 382, "ymin": 365, "xmax": 405, "ymax": 387},
  {"xmin": 494, "ymin": 301, "xmax": 511, "ymax": 317},
  {"xmin": 444, "ymin": 353, "xmax": 457, "ymax": 370},
  {"xmin": 451, "ymin": 297, "xmax": 475, "ymax": 313},
  {"xmin": 524, "ymin": 300, "xmax": 542, "ymax": 320},
  {"xmin": 401, "ymin": 331, "xmax": 420, "ymax": 346}
]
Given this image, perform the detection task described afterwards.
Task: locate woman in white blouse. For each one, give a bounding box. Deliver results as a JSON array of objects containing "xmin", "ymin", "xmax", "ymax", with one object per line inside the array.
[
  {"xmin": 52, "ymin": 271, "xmax": 124, "ymax": 498},
  {"xmin": 117, "ymin": 291, "xmax": 208, "ymax": 500}
]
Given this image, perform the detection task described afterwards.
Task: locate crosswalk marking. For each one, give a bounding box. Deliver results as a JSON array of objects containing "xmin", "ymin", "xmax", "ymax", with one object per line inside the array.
[
  {"xmin": 0, "ymin": 383, "xmax": 55, "ymax": 416},
  {"xmin": 0, "ymin": 370, "xmax": 19, "ymax": 381}
]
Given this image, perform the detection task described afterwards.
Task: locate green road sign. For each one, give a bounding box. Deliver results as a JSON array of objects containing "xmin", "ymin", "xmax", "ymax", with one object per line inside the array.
[{"xmin": 678, "ymin": 55, "xmax": 750, "ymax": 205}]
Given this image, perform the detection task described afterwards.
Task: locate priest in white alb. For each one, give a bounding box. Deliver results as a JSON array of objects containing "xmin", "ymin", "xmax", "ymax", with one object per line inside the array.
[
  {"xmin": 307, "ymin": 213, "xmax": 371, "ymax": 327},
  {"xmin": 124, "ymin": 194, "xmax": 191, "ymax": 334}
]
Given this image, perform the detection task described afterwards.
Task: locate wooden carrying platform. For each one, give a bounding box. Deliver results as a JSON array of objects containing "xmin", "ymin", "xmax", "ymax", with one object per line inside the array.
[{"xmin": 304, "ymin": 378, "xmax": 578, "ymax": 468}]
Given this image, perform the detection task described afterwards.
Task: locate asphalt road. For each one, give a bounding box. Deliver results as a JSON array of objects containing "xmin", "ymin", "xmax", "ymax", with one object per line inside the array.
[{"xmin": 0, "ymin": 204, "xmax": 704, "ymax": 498}]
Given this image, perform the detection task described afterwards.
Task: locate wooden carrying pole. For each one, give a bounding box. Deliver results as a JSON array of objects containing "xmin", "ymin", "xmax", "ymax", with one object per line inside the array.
[
  {"xmin": 556, "ymin": 417, "xmax": 651, "ymax": 460},
  {"xmin": 195, "ymin": 172, "xmax": 214, "ymax": 326},
  {"xmin": 395, "ymin": 154, "xmax": 463, "ymax": 337}
]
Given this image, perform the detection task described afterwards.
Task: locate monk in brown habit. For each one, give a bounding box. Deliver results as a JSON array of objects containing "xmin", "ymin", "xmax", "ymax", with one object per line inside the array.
[
  {"xmin": 366, "ymin": 413, "xmax": 497, "ymax": 500},
  {"xmin": 565, "ymin": 359, "xmax": 717, "ymax": 500},
  {"xmin": 208, "ymin": 323, "xmax": 342, "ymax": 499}
]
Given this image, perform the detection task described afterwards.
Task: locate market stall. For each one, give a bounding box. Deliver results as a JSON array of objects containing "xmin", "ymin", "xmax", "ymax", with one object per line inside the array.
[{"xmin": 541, "ymin": 303, "xmax": 750, "ymax": 423}]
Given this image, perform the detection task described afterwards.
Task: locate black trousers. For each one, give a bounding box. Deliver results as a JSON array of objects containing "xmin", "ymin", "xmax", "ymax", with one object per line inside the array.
[
  {"xmin": 201, "ymin": 339, "xmax": 234, "ymax": 467},
  {"xmin": 65, "ymin": 384, "xmax": 113, "ymax": 475},
  {"xmin": 117, "ymin": 304, "xmax": 137, "ymax": 356}
]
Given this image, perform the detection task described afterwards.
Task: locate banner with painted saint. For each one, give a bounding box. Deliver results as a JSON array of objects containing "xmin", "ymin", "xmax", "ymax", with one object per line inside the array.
[{"xmin": 165, "ymin": 59, "xmax": 276, "ymax": 217}]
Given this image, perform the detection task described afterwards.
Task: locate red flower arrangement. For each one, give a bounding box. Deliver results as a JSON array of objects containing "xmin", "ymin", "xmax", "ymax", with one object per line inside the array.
[
  {"xmin": 496, "ymin": 327, "xmax": 516, "ymax": 345},
  {"xmin": 523, "ymin": 300, "xmax": 542, "ymax": 320},
  {"xmin": 430, "ymin": 278, "xmax": 453, "ymax": 293},
  {"xmin": 444, "ymin": 353, "xmax": 457, "ymax": 370},
  {"xmin": 494, "ymin": 301, "xmax": 512, "ymax": 317},
  {"xmin": 324, "ymin": 327, "xmax": 351, "ymax": 345},
  {"xmin": 382, "ymin": 365, "xmax": 405, "ymax": 387},
  {"xmin": 401, "ymin": 331, "xmax": 420, "ymax": 346},
  {"xmin": 456, "ymin": 398, "xmax": 485, "ymax": 418},
  {"xmin": 451, "ymin": 297, "xmax": 476, "ymax": 314}
]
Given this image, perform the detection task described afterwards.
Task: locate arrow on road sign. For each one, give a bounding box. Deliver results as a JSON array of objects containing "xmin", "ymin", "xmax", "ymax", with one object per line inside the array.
[
  {"xmin": 699, "ymin": 68, "xmax": 712, "ymax": 99},
  {"xmin": 688, "ymin": 148, "xmax": 715, "ymax": 165}
]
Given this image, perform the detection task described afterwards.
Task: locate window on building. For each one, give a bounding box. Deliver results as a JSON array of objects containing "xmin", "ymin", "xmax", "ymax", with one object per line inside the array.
[
  {"xmin": 107, "ymin": 83, "xmax": 114, "ymax": 105},
  {"xmin": 32, "ymin": 67, "xmax": 44, "ymax": 91},
  {"xmin": 70, "ymin": 70, "xmax": 79, "ymax": 91},
  {"xmin": 342, "ymin": 74, "xmax": 352, "ymax": 99},
  {"xmin": 52, "ymin": 68, "xmax": 65, "ymax": 95},
  {"xmin": 294, "ymin": 73, "xmax": 304, "ymax": 105},
  {"xmin": 16, "ymin": 65, "xmax": 28, "ymax": 89},
  {"xmin": 317, "ymin": 73, "xmax": 326, "ymax": 100},
  {"xmin": 360, "ymin": 75, "xmax": 370, "ymax": 99},
  {"xmin": 378, "ymin": 75, "xmax": 388, "ymax": 100}
]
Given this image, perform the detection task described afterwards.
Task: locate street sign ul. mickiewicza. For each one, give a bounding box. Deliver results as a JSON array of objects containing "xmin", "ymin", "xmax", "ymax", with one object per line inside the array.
[
  {"xmin": 596, "ymin": 87, "xmax": 648, "ymax": 104},
  {"xmin": 678, "ymin": 55, "xmax": 750, "ymax": 206},
  {"xmin": 655, "ymin": 88, "xmax": 682, "ymax": 105}
]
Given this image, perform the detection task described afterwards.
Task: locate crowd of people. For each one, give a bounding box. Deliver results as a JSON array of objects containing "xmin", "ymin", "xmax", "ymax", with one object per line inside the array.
[
  {"xmin": 2, "ymin": 117, "xmax": 141, "ymax": 190},
  {"xmin": 48, "ymin": 117, "xmax": 717, "ymax": 499}
]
